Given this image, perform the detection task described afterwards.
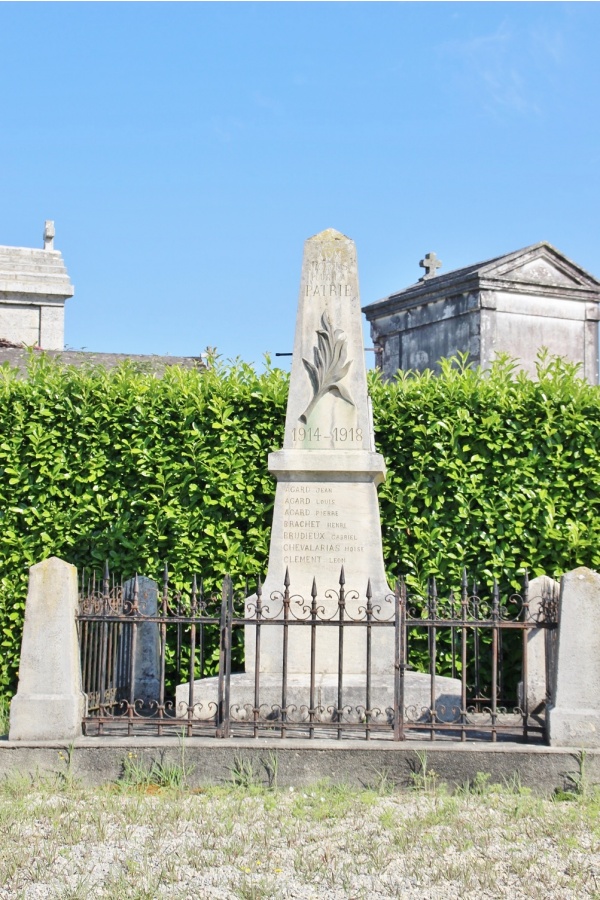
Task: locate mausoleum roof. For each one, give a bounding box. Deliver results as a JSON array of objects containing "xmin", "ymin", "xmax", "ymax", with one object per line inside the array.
[
  {"xmin": 363, "ymin": 241, "xmax": 600, "ymax": 318},
  {"xmin": 0, "ymin": 244, "xmax": 74, "ymax": 298},
  {"xmin": 0, "ymin": 346, "xmax": 205, "ymax": 376}
]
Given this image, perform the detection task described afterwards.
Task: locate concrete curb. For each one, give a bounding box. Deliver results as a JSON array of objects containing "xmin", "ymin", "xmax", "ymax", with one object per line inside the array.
[{"xmin": 0, "ymin": 737, "xmax": 597, "ymax": 794}]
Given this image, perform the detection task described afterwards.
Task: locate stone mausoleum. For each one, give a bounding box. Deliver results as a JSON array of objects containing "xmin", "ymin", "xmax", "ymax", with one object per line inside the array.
[
  {"xmin": 0, "ymin": 222, "xmax": 74, "ymax": 351},
  {"xmin": 363, "ymin": 242, "xmax": 600, "ymax": 384}
]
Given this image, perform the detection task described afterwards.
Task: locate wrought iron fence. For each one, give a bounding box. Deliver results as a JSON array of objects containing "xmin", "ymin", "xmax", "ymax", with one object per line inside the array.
[{"xmin": 77, "ymin": 565, "xmax": 558, "ymax": 742}]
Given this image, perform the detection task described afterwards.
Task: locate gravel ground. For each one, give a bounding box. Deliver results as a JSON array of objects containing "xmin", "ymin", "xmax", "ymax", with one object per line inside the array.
[{"xmin": 0, "ymin": 778, "xmax": 598, "ymax": 899}]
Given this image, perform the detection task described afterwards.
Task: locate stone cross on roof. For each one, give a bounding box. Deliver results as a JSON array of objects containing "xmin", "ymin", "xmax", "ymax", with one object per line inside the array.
[
  {"xmin": 43, "ymin": 220, "xmax": 55, "ymax": 251},
  {"xmin": 419, "ymin": 251, "xmax": 442, "ymax": 281}
]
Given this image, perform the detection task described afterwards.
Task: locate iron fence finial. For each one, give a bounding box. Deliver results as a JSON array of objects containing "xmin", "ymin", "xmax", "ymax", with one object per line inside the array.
[
  {"xmin": 191, "ymin": 574, "xmax": 198, "ymax": 613},
  {"xmin": 103, "ymin": 560, "xmax": 110, "ymax": 602}
]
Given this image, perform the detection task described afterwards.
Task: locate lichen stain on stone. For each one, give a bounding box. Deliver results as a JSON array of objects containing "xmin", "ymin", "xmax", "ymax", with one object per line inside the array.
[
  {"xmin": 308, "ymin": 228, "xmax": 349, "ymax": 243},
  {"xmin": 568, "ymin": 566, "xmax": 599, "ymax": 586}
]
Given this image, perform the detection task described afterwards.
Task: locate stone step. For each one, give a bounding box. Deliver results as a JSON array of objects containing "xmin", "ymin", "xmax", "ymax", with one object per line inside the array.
[{"xmin": 176, "ymin": 672, "xmax": 463, "ymax": 724}]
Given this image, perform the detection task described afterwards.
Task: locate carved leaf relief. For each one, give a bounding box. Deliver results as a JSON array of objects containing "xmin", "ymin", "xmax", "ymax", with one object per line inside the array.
[{"xmin": 300, "ymin": 312, "xmax": 354, "ymax": 423}]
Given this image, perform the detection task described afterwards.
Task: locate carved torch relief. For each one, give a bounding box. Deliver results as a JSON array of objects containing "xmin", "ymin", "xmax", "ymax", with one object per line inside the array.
[{"xmin": 300, "ymin": 312, "xmax": 355, "ymax": 424}]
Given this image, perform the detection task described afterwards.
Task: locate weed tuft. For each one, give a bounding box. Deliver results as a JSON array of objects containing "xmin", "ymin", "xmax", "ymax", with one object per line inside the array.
[
  {"xmin": 409, "ymin": 750, "xmax": 445, "ymax": 794},
  {"xmin": 365, "ymin": 765, "xmax": 397, "ymax": 796},
  {"xmin": 262, "ymin": 750, "xmax": 278, "ymax": 790},
  {"xmin": 562, "ymin": 749, "xmax": 594, "ymax": 799},
  {"xmin": 230, "ymin": 755, "xmax": 264, "ymax": 790},
  {"xmin": 459, "ymin": 771, "xmax": 493, "ymax": 796},
  {"xmin": 119, "ymin": 752, "xmax": 187, "ymax": 792}
]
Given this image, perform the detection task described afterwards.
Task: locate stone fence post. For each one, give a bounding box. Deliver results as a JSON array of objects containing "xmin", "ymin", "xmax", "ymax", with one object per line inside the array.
[
  {"xmin": 519, "ymin": 575, "xmax": 560, "ymax": 714},
  {"xmin": 547, "ymin": 567, "xmax": 600, "ymax": 748},
  {"xmin": 9, "ymin": 557, "xmax": 86, "ymax": 741}
]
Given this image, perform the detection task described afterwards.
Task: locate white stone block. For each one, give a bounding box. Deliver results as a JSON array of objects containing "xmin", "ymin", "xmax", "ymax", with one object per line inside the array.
[
  {"xmin": 0, "ymin": 304, "xmax": 39, "ymax": 346},
  {"xmin": 9, "ymin": 557, "xmax": 86, "ymax": 741},
  {"xmin": 39, "ymin": 304, "xmax": 65, "ymax": 351},
  {"xmin": 547, "ymin": 567, "xmax": 600, "ymax": 747}
]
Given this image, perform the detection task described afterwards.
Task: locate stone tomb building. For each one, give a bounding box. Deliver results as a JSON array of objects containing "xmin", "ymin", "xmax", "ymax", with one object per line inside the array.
[
  {"xmin": 363, "ymin": 242, "xmax": 600, "ymax": 384},
  {"xmin": 0, "ymin": 222, "xmax": 74, "ymax": 351}
]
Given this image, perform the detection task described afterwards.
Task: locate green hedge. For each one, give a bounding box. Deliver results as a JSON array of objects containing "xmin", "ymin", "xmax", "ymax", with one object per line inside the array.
[
  {"xmin": 371, "ymin": 353, "xmax": 600, "ymax": 590},
  {"xmin": 0, "ymin": 355, "xmax": 287, "ymax": 692},
  {"xmin": 0, "ymin": 351, "xmax": 599, "ymax": 694}
]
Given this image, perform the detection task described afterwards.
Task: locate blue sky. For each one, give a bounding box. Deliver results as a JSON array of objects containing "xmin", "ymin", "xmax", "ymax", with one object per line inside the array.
[{"xmin": 1, "ymin": 2, "xmax": 598, "ymax": 366}]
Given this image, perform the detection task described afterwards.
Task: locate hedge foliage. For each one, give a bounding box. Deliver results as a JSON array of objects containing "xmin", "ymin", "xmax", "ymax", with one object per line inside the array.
[
  {"xmin": 1, "ymin": 351, "xmax": 599, "ymax": 694},
  {"xmin": 371, "ymin": 352, "xmax": 600, "ymax": 591},
  {"xmin": 0, "ymin": 355, "xmax": 287, "ymax": 692}
]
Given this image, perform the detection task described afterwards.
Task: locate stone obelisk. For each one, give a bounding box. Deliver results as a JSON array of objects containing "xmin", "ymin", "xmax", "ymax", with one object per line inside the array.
[
  {"xmin": 177, "ymin": 228, "xmax": 460, "ymax": 719},
  {"xmin": 246, "ymin": 228, "xmax": 393, "ymax": 675}
]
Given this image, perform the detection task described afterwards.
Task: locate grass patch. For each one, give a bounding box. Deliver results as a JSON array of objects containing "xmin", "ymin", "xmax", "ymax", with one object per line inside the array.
[
  {"xmin": 0, "ymin": 695, "xmax": 10, "ymax": 737},
  {"xmin": 0, "ymin": 773, "xmax": 598, "ymax": 897}
]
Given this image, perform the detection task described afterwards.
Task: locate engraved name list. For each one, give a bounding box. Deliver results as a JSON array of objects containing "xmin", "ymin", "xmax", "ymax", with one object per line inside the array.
[{"xmin": 281, "ymin": 484, "xmax": 365, "ymax": 565}]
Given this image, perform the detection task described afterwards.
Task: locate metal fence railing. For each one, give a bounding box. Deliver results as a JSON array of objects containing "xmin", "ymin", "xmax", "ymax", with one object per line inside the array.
[{"xmin": 77, "ymin": 565, "xmax": 559, "ymax": 742}]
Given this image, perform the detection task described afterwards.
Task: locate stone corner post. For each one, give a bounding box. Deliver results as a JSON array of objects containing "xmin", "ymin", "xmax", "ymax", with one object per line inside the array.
[
  {"xmin": 519, "ymin": 574, "xmax": 560, "ymax": 714},
  {"xmin": 9, "ymin": 556, "xmax": 86, "ymax": 741},
  {"xmin": 547, "ymin": 566, "xmax": 600, "ymax": 748}
]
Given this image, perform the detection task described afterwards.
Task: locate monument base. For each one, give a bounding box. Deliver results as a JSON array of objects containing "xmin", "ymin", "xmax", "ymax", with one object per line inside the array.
[
  {"xmin": 175, "ymin": 672, "xmax": 462, "ymax": 725},
  {"xmin": 9, "ymin": 692, "xmax": 86, "ymax": 742},
  {"xmin": 547, "ymin": 707, "xmax": 600, "ymax": 748}
]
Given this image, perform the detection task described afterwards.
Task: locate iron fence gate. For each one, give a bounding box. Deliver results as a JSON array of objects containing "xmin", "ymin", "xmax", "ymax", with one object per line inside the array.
[{"xmin": 77, "ymin": 565, "xmax": 558, "ymax": 742}]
